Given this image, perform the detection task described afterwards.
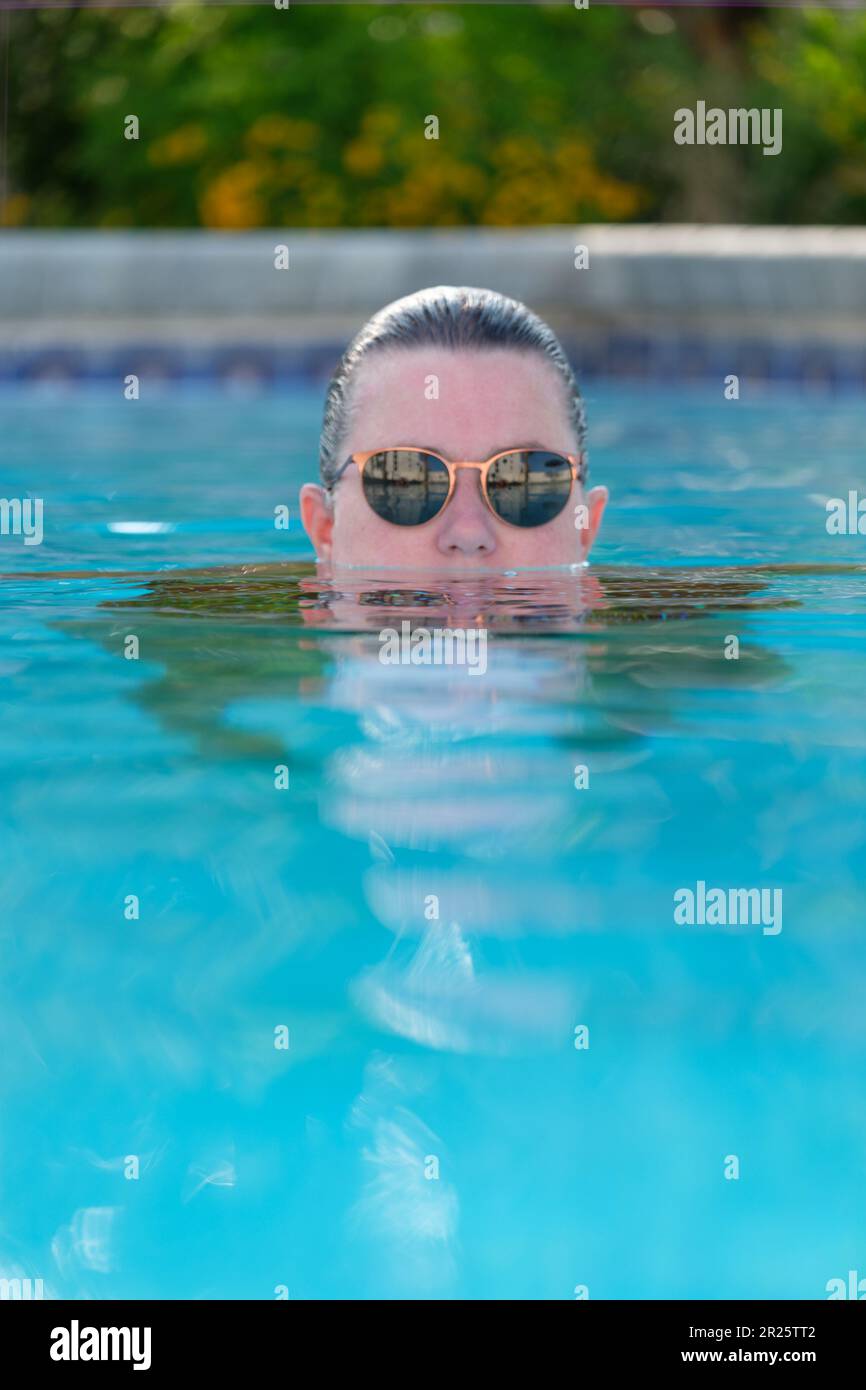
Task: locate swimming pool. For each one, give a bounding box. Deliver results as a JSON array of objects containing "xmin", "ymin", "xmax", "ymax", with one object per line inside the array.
[{"xmin": 2, "ymin": 381, "xmax": 865, "ymax": 1299}]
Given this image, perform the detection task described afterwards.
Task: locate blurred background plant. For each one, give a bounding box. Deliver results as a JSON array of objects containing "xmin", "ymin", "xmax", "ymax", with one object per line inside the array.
[{"xmin": 2, "ymin": 2, "xmax": 865, "ymax": 229}]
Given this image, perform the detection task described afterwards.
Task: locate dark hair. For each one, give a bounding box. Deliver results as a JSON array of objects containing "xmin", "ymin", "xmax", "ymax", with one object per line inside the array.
[{"xmin": 319, "ymin": 285, "xmax": 586, "ymax": 487}]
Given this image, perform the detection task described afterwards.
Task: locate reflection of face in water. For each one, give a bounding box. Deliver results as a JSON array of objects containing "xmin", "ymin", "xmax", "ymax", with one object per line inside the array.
[
  {"xmin": 321, "ymin": 620, "xmax": 601, "ymax": 1053},
  {"xmin": 300, "ymin": 347, "xmax": 608, "ymax": 571}
]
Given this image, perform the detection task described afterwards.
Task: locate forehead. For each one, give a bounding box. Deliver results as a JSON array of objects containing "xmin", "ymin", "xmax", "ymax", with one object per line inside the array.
[{"xmin": 344, "ymin": 346, "xmax": 576, "ymax": 459}]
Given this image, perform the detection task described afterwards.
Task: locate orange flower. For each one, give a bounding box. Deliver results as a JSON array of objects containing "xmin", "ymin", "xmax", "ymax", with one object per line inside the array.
[{"xmin": 199, "ymin": 163, "xmax": 265, "ymax": 229}]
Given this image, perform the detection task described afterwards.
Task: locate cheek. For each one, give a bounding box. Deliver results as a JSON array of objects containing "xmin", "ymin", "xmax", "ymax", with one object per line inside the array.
[
  {"xmin": 499, "ymin": 509, "xmax": 580, "ymax": 563},
  {"xmin": 332, "ymin": 485, "xmax": 436, "ymax": 563}
]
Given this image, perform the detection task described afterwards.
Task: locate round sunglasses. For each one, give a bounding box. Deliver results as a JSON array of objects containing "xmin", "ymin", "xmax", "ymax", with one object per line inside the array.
[{"xmin": 329, "ymin": 447, "xmax": 586, "ymax": 529}]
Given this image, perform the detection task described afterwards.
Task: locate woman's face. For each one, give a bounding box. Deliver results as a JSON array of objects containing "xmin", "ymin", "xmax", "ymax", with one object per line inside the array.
[{"xmin": 300, "ymin": 346, "xmax": 607, "ymax": 570}]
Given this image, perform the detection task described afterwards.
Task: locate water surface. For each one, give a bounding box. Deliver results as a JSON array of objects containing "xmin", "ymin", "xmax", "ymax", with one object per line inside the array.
[{"xmin": 2, "ymin": 383, "xmax": 865, "ymax": 1299}]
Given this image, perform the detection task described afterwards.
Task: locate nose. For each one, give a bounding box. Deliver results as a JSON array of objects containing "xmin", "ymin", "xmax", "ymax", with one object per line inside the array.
[{"xmin": 435, "ymin": 469, "xmax": 498, "ymax": 558}]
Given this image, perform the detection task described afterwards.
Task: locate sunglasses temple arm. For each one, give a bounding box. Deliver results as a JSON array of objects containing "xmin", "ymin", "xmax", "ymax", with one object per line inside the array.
[{"xmin": 326, "ymin": 458, "xmax": 355, "ymax": 493}]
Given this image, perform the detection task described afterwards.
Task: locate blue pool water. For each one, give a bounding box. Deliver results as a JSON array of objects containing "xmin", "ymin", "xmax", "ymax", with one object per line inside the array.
[{"xmin": 2, "ymin": 381, "xmax": 865, "ymax": 1300}]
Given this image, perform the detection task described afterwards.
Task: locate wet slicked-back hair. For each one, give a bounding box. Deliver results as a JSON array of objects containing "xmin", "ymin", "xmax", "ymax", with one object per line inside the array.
[{"xmin": 319, "ymin": 285, "xmax": 586, "ymax": 488}]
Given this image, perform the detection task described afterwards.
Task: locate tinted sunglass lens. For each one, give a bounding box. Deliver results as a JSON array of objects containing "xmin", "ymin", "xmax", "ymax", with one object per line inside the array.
[
  {"xmin": 486, "ymin": 451, "xmax": 573, "ymax": 527},
  {"xmin": 362, "ymin": 450, "xmax": 450, "ymax": 526}
]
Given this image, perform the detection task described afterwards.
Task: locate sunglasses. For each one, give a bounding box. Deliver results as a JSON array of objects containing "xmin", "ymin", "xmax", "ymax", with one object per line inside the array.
[{"xmin": 329, "ymin": 447, "xmax": 585, "ymax": 529}]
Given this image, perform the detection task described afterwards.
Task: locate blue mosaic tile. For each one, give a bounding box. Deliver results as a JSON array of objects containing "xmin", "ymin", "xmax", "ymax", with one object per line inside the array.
[{"xmin": 1, "ymin": 338, "xmax": 863, "ymax": 390}]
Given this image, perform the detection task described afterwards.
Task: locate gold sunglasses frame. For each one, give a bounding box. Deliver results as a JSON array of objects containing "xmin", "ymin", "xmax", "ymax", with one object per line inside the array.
[{"xmin": 329, "ymin": 447, "xmax": 586, "ymax": 528}]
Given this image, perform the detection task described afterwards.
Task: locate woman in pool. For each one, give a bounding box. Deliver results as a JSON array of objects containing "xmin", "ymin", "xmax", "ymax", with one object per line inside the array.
[{"xmin": 300, "ymin": 285, "xmax": 607, "ymax": 571}]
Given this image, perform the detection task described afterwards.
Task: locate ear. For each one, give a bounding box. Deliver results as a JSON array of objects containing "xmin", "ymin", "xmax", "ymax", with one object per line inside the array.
[
  {"xmin": 299, "ymin": 483, "xmax": 334, "ymax": 560},
  {"xmin": 582, "ymin": 484, "xmax": 608, "ymax": 558}
]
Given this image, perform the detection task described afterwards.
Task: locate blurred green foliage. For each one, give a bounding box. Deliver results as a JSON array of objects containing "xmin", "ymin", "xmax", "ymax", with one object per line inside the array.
[{"xmin": 3, "ymin": 3, "xmax": 866, "ymax": 228}]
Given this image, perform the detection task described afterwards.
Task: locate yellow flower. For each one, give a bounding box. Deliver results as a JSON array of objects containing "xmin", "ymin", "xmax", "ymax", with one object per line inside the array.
[
  {"xmin": 361, "ymin": 105, "xmax": 402, "ymax": 139},
  {"xmin": 199, "ymin": 163, "xmax": 265, "ymax": 229},
  {"xmin": 0, "ymin": 193, "xmax": 30, "ymax": 227},
  {"xmin": 148, "ymin": 124, "xmax": 208, "ymax": 167},
  {"xmin": 246, "ymin": 116, "xmax": 319, "ymax": 152},
  {"xmin": 343, "ymin": 138, "xmax": 384, "ymax": 177}
]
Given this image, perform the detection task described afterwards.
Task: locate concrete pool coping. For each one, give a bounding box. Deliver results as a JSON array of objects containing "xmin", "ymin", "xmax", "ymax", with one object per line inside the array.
[{"xmin": 1, "ymin": 226, "xmax": 864, "ymax": 382}]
